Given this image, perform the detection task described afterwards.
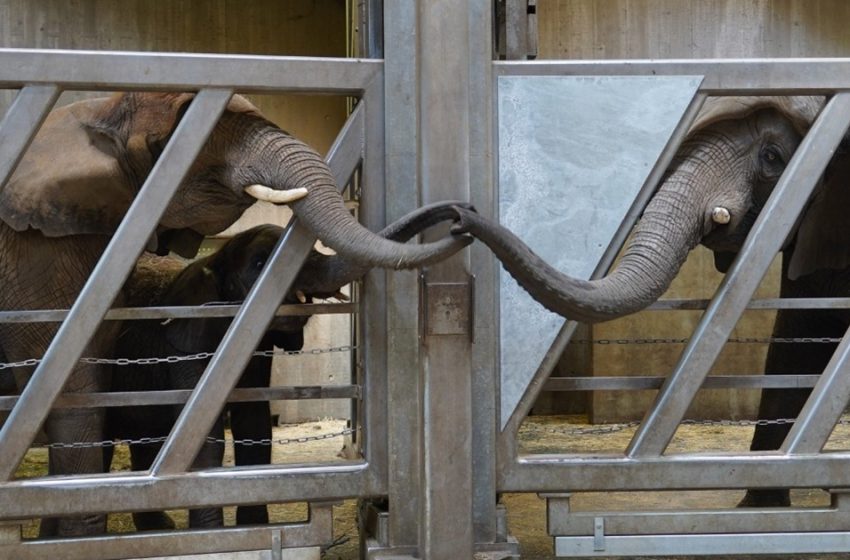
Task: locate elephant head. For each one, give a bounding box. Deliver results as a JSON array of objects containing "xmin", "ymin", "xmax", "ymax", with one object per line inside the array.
[
  {"xmin": 0, "ymin": 92, "xmax": 470, "ymax": 267},
  {"xmin": 451, "ymin": 96, "xmax": 834, "ymax": 323}
]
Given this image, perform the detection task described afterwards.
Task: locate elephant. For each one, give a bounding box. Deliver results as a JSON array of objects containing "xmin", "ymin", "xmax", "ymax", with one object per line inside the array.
[
  {"xmin": 0, "ymin": 91, "xmax": 470, "ymax": 537},
  {"xmin": 109, "ymin": 200, "xmax": 470, "ymax": 530},
  {"xmin": 449, "ymin": 96, "xmax": 848, "ymax": 507}
]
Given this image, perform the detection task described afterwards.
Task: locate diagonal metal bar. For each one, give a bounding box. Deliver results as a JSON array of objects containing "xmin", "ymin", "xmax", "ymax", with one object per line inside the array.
[
  {"xmin": 0, "ymin": 88, "xmax": 234, "ymax": 481},
  {"xmin": 626, "ymin": 93, "xmax": 850, "ymax": 459},
  {"xmin": 0, "ymin": 84, "xmax": 60, "ymax": 190},
  {"xmin": 150, "ymin": 103, "xmax": 365, "ymax": 476},
  {"xmin": 782, "ymin": 322, "xmax": 850, "ymax": 455}
]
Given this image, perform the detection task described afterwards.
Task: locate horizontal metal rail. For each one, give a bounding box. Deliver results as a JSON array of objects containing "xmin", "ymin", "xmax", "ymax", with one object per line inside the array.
[
  {"xmin": 0, "ymin": 302, "xmax": 355, "ymax": 324},
  {"xmin": 648, "ymin": 297, "xmax": 850, "ymax": 311},
  {"xmin": 0, "ymin": 48, "xmax": 381, "ymax": 94},
  {"xmin": 0, "ymin": 384, "xmax": 360, "ymax": 411},
  {"xmin": 1, "ymin": 462, "xmax": 372, "ymax": 519},
  {"xmin": 544, "ymin": 375, "xmax": 822, "ymax": 392},
  {"xmin": 496, "ymin": 57, "xmax": 850, "ymax": 95},
  {"xmin": 6, "ymin": 508, "xmax": 333, "ymax": 560}
]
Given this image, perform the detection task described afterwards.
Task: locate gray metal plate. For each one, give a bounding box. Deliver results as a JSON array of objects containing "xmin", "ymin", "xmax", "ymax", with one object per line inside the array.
[{"xmin": 497, "ymin": 75, "xmax": 702, "ymax": 429}]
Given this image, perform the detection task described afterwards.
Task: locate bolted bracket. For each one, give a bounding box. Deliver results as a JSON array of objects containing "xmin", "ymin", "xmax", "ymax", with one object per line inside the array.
[{"xmin": 420, "ymin": 273, "xmax": 475, "ymax": 342}]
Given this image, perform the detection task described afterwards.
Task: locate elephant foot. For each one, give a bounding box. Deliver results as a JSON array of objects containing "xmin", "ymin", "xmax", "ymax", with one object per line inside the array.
[
  {"xmin": 737, "ymin": 489, "xmax": 791, "ymax": 508},
  {"xmin": 236, "ymin": 504, "xmax": 269, "ymax": 525},
  {"xmin": 39, "ymin": 513, "xmax": 107, "ymax": 537},
  {"xmin": 133, "ymin": 510, "xmax": 176, "ymax": 531}
]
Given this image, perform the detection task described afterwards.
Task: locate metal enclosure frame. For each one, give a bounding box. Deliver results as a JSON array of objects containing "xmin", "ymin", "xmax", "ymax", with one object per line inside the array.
[
  {"xmin": 0, "ymin": 49, "xmax": 388, "ymax": 559},
  {"xmin": 6, "ymin": 3, "xmax": 850, "ymax": 559}
]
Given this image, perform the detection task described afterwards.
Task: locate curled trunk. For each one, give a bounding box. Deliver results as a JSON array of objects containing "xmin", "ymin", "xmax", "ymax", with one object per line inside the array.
[
  {"xmin": 230, "ymin": 120, "xmax": 470, "ymax": 270},
  {"xmin": 295, "ymin": 201, "xmax": 474, "ymax": 296},
  {"xmin": 449, "ymin": 182, "xmax": 705, "ymax": 323}
]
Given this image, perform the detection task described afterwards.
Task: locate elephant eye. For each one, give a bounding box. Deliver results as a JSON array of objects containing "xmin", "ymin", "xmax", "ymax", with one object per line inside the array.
[
  {"xmin": 759, "ymin": 144, "xmax": 786, "ymax": 178},
  {"xmin": 252, "ymin": 256, "xmax": 266, "ymax": 269}
]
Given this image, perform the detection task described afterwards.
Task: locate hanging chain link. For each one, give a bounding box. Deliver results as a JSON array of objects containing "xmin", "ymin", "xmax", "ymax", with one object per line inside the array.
[
  {"xmin": 45, "ymin": 426, "xmax": 358, "ymax": 450},
  {"xmin": 0, "ymin": 345, "xmax": 357, "ymax": 370}
]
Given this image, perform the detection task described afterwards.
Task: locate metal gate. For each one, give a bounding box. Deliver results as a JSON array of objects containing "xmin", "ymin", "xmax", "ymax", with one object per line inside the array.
[
  {"xmin": 0, "ymin": 48, "xmax": 387, "ymax": 559},
  {"xmin": 5, "ymin": 3, "xmax": 850, "ymax": 559}
]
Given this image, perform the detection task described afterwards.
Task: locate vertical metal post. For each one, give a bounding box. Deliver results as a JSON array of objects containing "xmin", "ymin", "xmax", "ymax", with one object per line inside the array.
[
  {"xmin": 418, "ymin": 1, "xmax": 476, "ymax": 557},
  {"xmin": 383, "ymin": 0, "xmax": 424, "ymax": 549}
]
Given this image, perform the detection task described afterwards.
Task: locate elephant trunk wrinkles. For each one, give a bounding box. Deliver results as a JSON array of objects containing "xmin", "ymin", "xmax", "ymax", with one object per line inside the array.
[
  {"xmin": 294, "ymin": 201, "xmax": 473, "ymax": 295},
  {"xmin": 453, "ymin": 178, "xmax": 705, "ymax": 323},
  {"xmin": 231, "ymin": 123, "xmax": 470, "ymax": 270}
]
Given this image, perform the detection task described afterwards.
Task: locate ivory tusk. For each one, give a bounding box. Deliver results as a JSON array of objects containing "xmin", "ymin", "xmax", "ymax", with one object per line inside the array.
[
  {"xmin": 711, "ymin": 206, "xmax": 731, "ymax": 225},
  {"xmin": 296, "ymin": 290, "xmax": 307, "ymax": 304},
  {"xmin": 244, "ymin": 184, "xmax": 308, "ymax": 205}
]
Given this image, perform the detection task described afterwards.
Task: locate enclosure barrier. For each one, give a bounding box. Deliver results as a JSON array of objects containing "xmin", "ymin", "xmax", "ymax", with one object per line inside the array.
[
  {"xmin": 0, "ymin": 48, "xmax": 386, "ymax": 559},
  {"xmin": 5, "ymin": 43, "xmax": 850, "ymax": 560}
]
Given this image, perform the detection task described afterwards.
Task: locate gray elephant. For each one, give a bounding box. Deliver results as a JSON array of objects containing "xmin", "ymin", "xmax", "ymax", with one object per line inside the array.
[
  {"xmin": 0, "ymin": 92, "xmax": 470, "ymax": 537},
  {"xmin": 451, "ymin": 96, "xmax": 846, "ymax": 507},
  {"xmin": 109, "ymin": 201, "xmax": 469, "ymax": 530}
]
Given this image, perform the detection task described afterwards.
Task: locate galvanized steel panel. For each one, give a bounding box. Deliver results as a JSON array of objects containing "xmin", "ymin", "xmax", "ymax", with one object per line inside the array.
[{"xmin": 497, "ymin": 75, "xmax": 702, "ymax": 429}]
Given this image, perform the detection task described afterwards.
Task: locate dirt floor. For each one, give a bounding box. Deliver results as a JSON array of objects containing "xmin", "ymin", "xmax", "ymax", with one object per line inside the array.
[{"xmin": 15, "ymin": 415, "xmax": 850, "ymax": 559}]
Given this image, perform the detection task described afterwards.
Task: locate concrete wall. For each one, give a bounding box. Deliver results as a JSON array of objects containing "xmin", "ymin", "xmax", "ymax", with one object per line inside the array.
[
  {"xmin": 0, "ymin": 0, "xmax": 352, "ymax": 422},
  {"xmin": 536, "ymin": 0, "xmax": 850, "ymax": 421}
]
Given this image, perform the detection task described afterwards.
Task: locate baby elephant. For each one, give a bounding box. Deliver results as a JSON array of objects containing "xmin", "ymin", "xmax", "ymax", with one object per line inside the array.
[
  {"xmin": 110, "ymin": 225, "xmax": 307, "ymax": 530},
  {"xmin": 110, "ymin": 201, "xmax": 474, "ymax": 530}
]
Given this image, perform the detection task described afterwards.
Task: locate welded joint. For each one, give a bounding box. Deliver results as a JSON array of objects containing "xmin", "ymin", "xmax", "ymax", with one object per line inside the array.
[{"xmin": 271, "ymin": 528, "xmax": 282, "ymax": 560}]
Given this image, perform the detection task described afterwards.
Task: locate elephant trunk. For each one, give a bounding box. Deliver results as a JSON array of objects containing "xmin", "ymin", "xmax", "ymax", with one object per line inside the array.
[
  {"xmin": 294, "ymin": 201, "xmax": 473, "ymax": 296},
  {"xmin": 452, "ymin": 175, "xmax": 707, "ymax": 323},
  {"xmin": 228, "ymin": 119, "xmax": 470, "ymax": 270}
]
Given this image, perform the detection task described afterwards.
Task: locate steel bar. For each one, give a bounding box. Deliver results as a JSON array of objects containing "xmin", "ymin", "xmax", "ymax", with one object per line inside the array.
[
  {"xmin": 555, "ymin": 532, "xmax": 850, "ymax": 557},
  {"xmin": 0, "ymin": 302, "xmax": 355, "ymax": 324},
  {"xmin": 0, "ymin": 49, "xmax": 379, "ymax": 94},
  {"xmin": 359, "ymin": 71, "xmax": 389, "ymax": 496},
  {"xmin": 0, "ymin": 85, "xmax": 59, "ymax": 190},
  {"xmin": 496, "ymin": 58, "xmax": 850, "ymax": 95},
  {"xmin": 502, "ymin": 452, "xmax": 850, "ymax": 493},
  {"xmin": 0, "ymin": 464, "xmax": 366, "ymax": 519},
  {"xmin": 647, "ymin": 297, "xmax": 850, "ymax": 311},
  {"xmin": 626, "ymin": 93, "xmax": 850, "ymax": 459},
  {"xmin": 0, "ymin": 385, "xmax": 361, "ymax": 411},
  {"xmin": 500, "ymin": 89, "xmax": 707, "ymax": 438},
  {"xmin": 5, "ymin": 512, "xmax": 331, "ymax": 560},
  {"xmin": 150, "ymin": 103, "xmax": 365, "ymax": 476},
  {"xmin": 550, "ymin": 506, "xmax": 850, "ymax": 536},
  {"xmin": 543, "ymin": 375, "xmax": 822, "ymax": 392},
  {"xmin": 418, "ymin": 0, "xmax": 476, "ymax": 557},
  {"xmin": 0, "ymin": 88, "xmax": 234, "ymax": 482},
  {"xmin": 783, "ymin": 322, "xmax": 850, "ymax": 454},
  {"xmin": 382, "ymin": 0, "xmax": 423, "ymax": 547}
]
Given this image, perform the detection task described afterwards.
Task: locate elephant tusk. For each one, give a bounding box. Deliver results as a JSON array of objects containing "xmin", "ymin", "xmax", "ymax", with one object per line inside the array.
[
  {"xmin": 334, "ymin": 290, "xmax": 350, "ymax": 302},
  {"xmin": 711, "ymin": 206, "xmax": 731, "ymax": 225},
  {"xmin": 244, "ymin": 184, "xmax": 309, "ymax": 205},
  {"xmin": 296, "ymin": 290, "xmax": 307, "ymax": 304}
]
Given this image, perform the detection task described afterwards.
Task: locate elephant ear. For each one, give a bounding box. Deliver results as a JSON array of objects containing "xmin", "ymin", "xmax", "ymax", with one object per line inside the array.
[
  {"xmin": 0, "ymin": 92, "xmax": 263, "ymax": 239},
  {"xmin": 0, "ymin": 97, "xmax": 134, "ymax": 236},
  {"xmin": 690, "ymin": 96, "xmax": 825, "ymax": 136},
  {"xmin": 163, "ymin": 261, "xmax": 230, "ymax": 354},
  {"xmin": 787, "ymin": 151, "xmax": 850, "ymax": 280}
]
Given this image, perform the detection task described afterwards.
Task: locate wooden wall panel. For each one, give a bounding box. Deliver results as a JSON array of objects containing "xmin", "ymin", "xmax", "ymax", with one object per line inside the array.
[{"xmin": 535, "ymin": 1, "xmax": 850, "ymax": 421}]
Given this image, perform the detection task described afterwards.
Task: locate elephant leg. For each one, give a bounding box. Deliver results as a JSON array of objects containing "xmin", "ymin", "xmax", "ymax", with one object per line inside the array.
[
  {"xmin": 232, "ymin": 357, "xmax": 272, "ymax": 525},
  {"xmin": 187, "ymin": 414, "xmax": 226, "ymax": 528},
  {"xmin": 740, "ymin": 306, "xmax": 842, "ymax": 508},
  {"xmin": 126, "ymin": 437, "xmax": 176, "ymax": 531}
]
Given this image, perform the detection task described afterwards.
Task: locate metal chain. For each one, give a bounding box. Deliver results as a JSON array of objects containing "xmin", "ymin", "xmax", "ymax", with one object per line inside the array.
[
  {"xmin": 45, "ymin": 426, "xmax": 358, "ymax": 450},
  {"xmin": 571, "ymin": 337, "xmax": 842, "ymax": 345},
  {"xmin": 0, "ymin": 345, "xmax": 357, "ymax": 370},
  {"xmin": 529, "ymin": 416, "xmax": 850, "ymax": 437}
]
